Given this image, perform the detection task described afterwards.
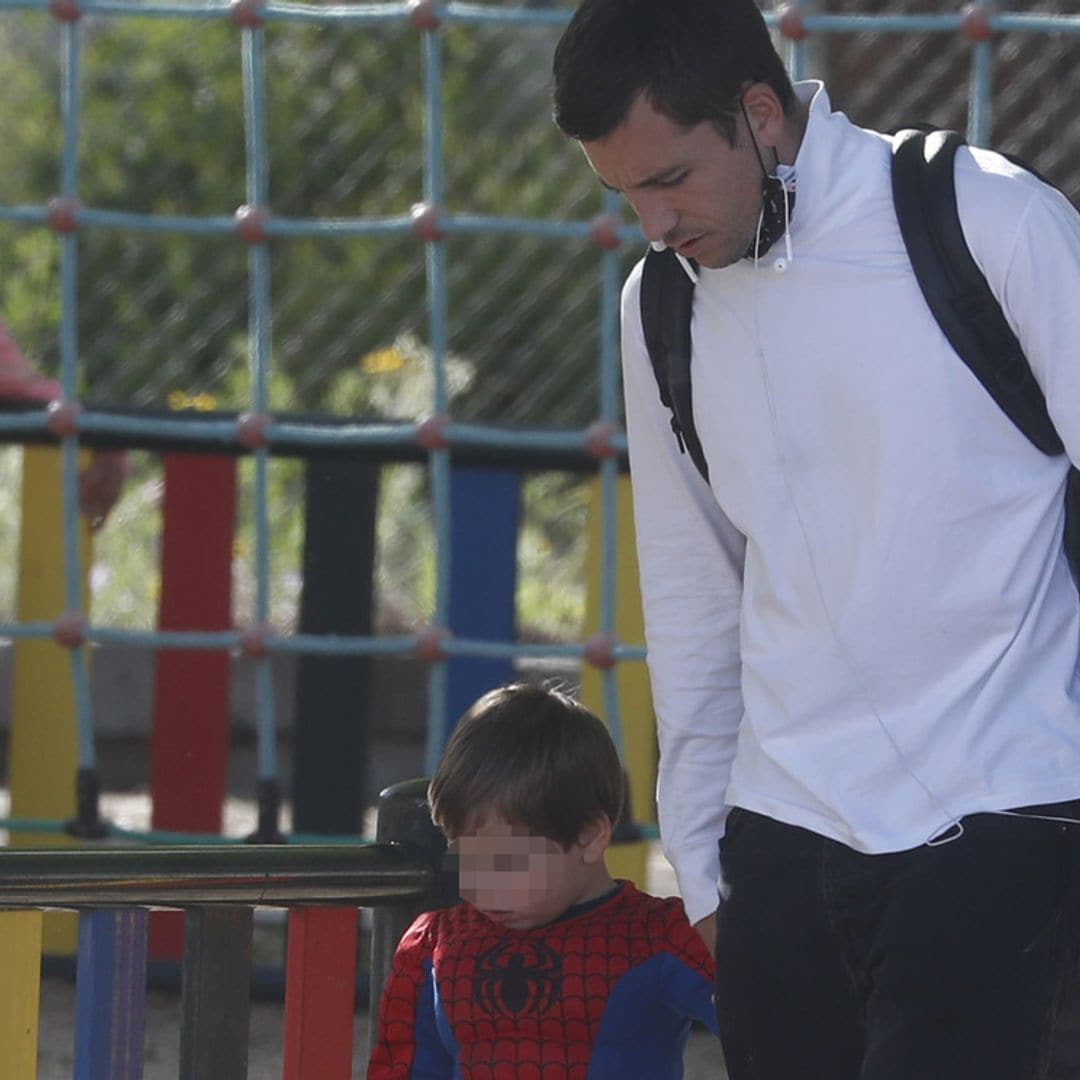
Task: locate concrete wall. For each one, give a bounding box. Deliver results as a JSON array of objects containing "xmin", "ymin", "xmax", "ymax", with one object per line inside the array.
[
  {"xmin": 0, "ymin": 643, "xmax": 431, "ymax": 804},
  {"xmin": 0, "ymin": 645, "xmax": 578, "ymax": 804}
]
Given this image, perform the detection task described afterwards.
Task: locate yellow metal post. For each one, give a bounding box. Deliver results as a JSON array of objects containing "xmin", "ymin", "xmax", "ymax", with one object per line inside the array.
[
  {"xmin": 580, "ymin": 475, "xmax": 656, "ymax": 888},
  {"xmin": 9, "ymin": 446, "xmax": 90, "ymax": 953},
  {"xmin": 0, "ymin": 910, "xmax": 43, "ymax": 1080}
]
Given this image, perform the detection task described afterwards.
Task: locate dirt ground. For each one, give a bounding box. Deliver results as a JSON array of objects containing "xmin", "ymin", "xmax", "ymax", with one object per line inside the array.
[{"xmin": 35, "ymin": 974, "xmax": 727, "ymax": 1078}]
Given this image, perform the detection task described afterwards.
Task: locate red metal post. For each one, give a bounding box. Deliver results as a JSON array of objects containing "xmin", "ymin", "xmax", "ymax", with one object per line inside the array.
[
  {"xmin": 282, "ymin": 907, "xmax": 359, "ymax": 1079},
  {"xmin": 149, "ymin": 454, "xmax": 236, "ymax": 960}
]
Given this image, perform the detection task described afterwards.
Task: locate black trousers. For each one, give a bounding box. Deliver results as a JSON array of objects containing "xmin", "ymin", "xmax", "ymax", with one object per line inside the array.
[{"xmin": 714, "ymin": 802, "xmax": 1080, "ymax": 1080}]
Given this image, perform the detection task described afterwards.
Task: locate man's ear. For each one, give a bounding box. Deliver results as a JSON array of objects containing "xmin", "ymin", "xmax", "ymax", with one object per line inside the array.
[
  {"xmin": 576, "ymin": 814, "xmax": 613, "ymax": 864},
  {"xmin": 740, "ymin": 81, "xmax": 785, "ymax": 150}
]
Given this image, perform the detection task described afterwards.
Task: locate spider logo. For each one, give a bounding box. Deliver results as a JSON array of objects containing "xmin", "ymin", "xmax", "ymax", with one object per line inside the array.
[{"xmin": 473, "ymin": 939, "xmax": 563, "ymax": 1017}]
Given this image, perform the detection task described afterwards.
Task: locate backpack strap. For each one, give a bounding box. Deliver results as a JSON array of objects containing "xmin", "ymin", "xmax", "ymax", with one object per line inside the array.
[
  {"xmin": 639, "ymin": 246, "xmax": 709, "ymax": 484},
  {"xmin": 1067, "ymin": 470, "xmax": 1080, "ymax": 577},
  {"xmin": 891, "ymin": 128, "xmax": 1064, "ymax": 456},
  {"xmin": 893, "ymin": 127, "xmax": 1079, "ymax": 588}
]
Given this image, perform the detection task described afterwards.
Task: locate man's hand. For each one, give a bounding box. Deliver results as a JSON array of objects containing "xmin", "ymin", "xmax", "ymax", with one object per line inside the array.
[{"xmin": 694, "ymin": 911, "xmax": 717, "ymax": 955}]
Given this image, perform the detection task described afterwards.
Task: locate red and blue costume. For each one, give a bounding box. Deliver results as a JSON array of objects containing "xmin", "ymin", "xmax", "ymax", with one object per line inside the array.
[{"xmin": 368, "ymin": 881, "xmax": 718, "ymax": 1079}]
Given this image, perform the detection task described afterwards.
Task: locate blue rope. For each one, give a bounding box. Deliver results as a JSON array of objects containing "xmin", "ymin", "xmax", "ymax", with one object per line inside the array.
[
  {"xmin": 242, "ymin": 24, "xmax": 280, "ymax": 791},
  {"xmin": 421, "ymin": 22, "xmax": 453, "ymax": 772}
]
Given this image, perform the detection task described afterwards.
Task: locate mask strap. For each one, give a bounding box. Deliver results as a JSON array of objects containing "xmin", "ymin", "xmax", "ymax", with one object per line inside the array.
[
  {"xmin": 739, "ymin": 98, "xmax": 795, "ymax": 261},
  {"xmin": 739, "ymin": 98, "xmax": 773, "ymax": 177}
]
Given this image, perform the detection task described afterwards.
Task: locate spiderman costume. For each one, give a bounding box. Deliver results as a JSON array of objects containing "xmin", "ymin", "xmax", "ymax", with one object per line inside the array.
[{"xmin": 368, "ymin": 880, "xmax": 718, "ymax": 1079}]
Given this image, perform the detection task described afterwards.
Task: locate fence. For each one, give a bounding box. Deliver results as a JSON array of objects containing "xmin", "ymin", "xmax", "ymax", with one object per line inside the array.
[{"xmin": 0, "ymin": 778, "xmax": 448, "ymax": 1080}]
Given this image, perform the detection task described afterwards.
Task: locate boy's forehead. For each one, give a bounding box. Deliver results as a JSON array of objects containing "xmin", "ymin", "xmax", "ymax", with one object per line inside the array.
[
  {"xmin": 474, "ymin": 818, "xmax": 530, "ymax": 837},
  {"xmin": 453, "ymin": 812, "xmax": 558, "ymax": 850},
  {"xmin": 464, "ymin": 808, "xmax": 534, "ymax": 837},
  {"xmin": 454, "ymin": 836, "xmax": 556, "ymax": 860}
]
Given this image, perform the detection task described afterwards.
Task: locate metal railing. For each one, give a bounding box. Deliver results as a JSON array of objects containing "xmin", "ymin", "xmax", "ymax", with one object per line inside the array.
[
  {"xmin": 0, "ymin": 843, "xmax": 431, "ymax": 907},
  {"xmin": 0, "ymin": 778, "xmax": 450, "ymax": 1079}
]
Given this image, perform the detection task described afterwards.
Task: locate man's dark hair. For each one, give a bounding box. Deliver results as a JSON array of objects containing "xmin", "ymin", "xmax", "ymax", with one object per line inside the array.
[
  {"xmin": 553, "ymin": 0, "xmax": 795, "ymax": 144},
  {"xmin": 428, "ymin": 683, "xmax": 625, "ymax": 850}
]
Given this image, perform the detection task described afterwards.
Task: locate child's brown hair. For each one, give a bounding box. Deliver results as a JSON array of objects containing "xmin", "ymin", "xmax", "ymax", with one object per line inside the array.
[{"xmin": 428, "ymin": 683, "xmax": 625, "ymax": 850}]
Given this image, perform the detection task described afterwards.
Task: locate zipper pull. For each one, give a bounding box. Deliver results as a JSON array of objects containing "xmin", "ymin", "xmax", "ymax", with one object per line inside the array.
[{"xmin": 670, "ymin": 415, "xmax": 687, "ymax": 455}]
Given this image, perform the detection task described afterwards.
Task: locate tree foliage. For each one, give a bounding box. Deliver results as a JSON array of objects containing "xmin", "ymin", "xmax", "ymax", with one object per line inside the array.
[
  {"xmin": 0, "ymin": 8, "xmax": 634, "ymax": 639},
  {"xmin": 0, "ymin": 10, "xmax": 632, "ymax": 426}
]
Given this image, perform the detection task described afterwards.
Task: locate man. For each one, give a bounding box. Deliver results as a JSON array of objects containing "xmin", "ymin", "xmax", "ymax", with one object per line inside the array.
[{"xmin": 553, "ymin": 1, "xmax": 1080, "ymax": 1077}]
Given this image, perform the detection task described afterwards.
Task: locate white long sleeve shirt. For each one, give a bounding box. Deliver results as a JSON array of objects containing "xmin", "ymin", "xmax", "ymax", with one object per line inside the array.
[{"xmin": 622, "ymin": 83, "xmax": 1080, "ymax": 924}]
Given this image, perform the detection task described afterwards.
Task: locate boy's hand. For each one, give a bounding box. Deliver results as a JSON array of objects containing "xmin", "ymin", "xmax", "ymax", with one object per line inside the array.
[
  {"xmin": 0, "ymin": 321, "xmax": 61, "ymax": 402},
  {"xmin": 78, "ymin": 450, "xmax": 129, "ymax": 530},
  {"xmin": 1, "ymin": 321, "xmax": 130, "ymax": 530}
]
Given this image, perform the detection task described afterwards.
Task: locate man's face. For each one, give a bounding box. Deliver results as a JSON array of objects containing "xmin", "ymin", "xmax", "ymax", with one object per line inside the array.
[
  {"xmin": 453, "ymin": 812, "xmax": 596, "ymax": 930},
  {"xmin": 582, "ymin": 92, "xmax": 765, "ymax": 270}
]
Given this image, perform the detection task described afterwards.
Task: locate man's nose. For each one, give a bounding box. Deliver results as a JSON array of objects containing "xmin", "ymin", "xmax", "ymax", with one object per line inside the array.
[{"xmin": 633, "ymin": 195, "xmax": 676, "ymax": 244}]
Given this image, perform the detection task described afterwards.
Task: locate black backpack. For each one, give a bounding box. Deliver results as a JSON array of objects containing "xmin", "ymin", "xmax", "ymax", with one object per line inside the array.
[{"xmin": 639, "ymin": 127, "xmax": 1080, "ymax": 588}]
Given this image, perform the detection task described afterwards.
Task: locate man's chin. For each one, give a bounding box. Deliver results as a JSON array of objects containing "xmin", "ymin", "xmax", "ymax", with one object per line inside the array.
[
  {"xmin": 688, "ymin": 236, "xmax": 748, "ymax": 270},
  {"xmin": 696, "ymin": 249, "xmax": 742, "ymax": 270}
]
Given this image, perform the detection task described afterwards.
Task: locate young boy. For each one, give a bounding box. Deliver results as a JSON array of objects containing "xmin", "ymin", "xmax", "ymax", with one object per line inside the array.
[{"xmin": 368, "ymin": 683, "xmax": 718, "ymax": 1079}]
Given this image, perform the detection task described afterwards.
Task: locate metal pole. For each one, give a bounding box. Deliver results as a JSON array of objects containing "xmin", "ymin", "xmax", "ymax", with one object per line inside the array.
[{"xmin": 368, "ymin": 779, "xmax": 456, "ymax": 1039}]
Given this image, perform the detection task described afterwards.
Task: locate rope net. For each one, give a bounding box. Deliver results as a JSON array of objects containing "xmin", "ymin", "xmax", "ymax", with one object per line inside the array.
[{"xmin": 0, "ymin": 0, "xmax": 1076, "ymax": 842}]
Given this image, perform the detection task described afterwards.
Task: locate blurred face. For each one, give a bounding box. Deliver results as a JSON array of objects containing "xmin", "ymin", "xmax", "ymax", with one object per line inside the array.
[
  {"xmin": 454, "ymin": 811, "xmax": 612, "ymax": 930},
  {"xmin": 582, "ymin": 92, "xmax": 766, "ymax": 270}
]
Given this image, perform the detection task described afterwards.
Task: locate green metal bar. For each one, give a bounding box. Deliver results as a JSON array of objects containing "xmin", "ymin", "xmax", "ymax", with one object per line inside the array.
[{"xmin": 0, "ymin": 816, "xmax": 370, "ymax": 845}]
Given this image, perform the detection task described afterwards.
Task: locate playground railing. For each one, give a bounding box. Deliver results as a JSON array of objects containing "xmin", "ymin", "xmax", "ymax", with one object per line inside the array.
[{"xmin": 0, "ymin": 777, "xmax": 451, "ymax": 1080}]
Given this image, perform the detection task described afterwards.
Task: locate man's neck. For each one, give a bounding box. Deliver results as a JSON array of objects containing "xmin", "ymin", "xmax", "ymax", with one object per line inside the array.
[{"xmin": 775, "ymin": 100, "xmax": 810, "ymax": 168}]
